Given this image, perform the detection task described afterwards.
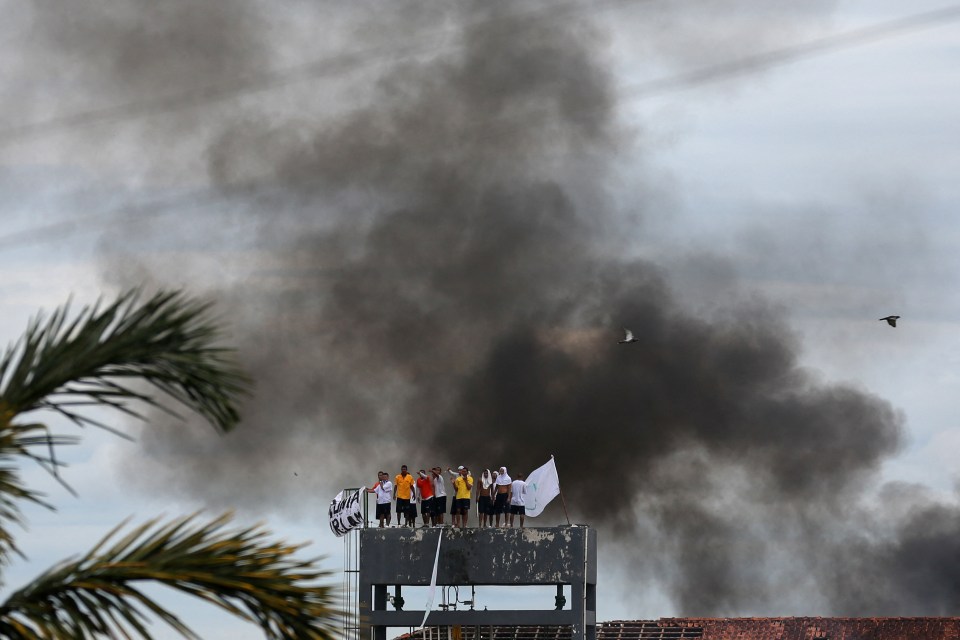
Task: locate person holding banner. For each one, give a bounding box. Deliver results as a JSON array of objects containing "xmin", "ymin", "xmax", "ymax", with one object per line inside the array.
[{"xmin": 366, "ymin": 471, "xmax": 393, "ymax": 528}]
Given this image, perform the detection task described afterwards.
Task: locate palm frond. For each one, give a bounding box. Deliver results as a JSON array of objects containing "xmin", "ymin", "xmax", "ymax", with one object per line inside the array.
[
  {"xmin": 0, "ymin": 423, "xmax": 74, "ymax": 571},
  {"xmin": 0, "ymin": 289, "xmax": 252, "ymax": 433},
  {"xmin": 0, "ymin": 512, "xmax": 340, "ymax": 640},
  {"xmin": 0, "ymin": 289, "xmax": 252, "ymax": 568}
]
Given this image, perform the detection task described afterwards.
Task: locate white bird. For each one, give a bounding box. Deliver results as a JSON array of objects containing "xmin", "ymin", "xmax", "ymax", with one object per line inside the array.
[
  {"xmin": 619, "ymin": 328, "xmax": 639, "ymax": 344},
  {"xmin": 879, "ymin": 315, "xmax": 900, "ymax": 327}
]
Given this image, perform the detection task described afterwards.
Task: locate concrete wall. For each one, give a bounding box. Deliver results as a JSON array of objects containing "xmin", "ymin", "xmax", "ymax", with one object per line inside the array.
[
  {"xmin": 360, "ymin": 526, "xmax": 596, "ymax": 585},
  {"xmin": 358, "ymin": 526, "xmax": 597, "ymax": 640}
]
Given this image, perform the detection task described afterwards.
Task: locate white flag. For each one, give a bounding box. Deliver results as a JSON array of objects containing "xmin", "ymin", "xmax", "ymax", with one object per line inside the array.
[
  {"xmin": 419, "ymin": 530, "xmax": 443, "ymax": 629},
  {"xmin": 524, "ymin": 456, "xmax": 561, "ymax": 518}
]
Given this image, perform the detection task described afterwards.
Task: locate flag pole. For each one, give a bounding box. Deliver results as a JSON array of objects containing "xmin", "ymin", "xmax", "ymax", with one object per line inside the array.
[{"xmin": 554, "ymin": 455, "xmax": 571, "ymax": 525}]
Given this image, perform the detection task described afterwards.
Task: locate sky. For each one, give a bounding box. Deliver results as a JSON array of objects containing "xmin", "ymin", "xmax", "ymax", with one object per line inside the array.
[{"xmin": 1, "ymin": 0, "xmax": 960, "ymax": 637}]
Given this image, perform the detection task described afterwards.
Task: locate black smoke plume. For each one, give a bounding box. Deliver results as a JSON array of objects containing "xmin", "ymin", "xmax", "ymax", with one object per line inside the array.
[{"xmin": 10, "ymin": 0, "xmax": 959, "ymax": 617}]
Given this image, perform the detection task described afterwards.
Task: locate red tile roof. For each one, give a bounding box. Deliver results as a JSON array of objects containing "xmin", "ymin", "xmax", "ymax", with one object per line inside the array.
[
  {"xmin": 397, "ymin": 618, "xmax": 960, "ymax": 640},
  {"xmin": 647, "ymin": 617, "xmax": 960, "ymax": 640}
]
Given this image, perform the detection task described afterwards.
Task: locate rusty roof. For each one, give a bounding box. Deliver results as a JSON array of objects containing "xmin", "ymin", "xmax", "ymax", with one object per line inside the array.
[{"xmin": 396, "ymin": 618, "xmax": 960, "ymax": 640}]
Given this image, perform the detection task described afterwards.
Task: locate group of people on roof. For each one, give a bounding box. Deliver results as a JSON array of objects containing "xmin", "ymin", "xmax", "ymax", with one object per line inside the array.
[{"xmin": 367, "ymin": 465, "xmax": 527, "ymax": 529}]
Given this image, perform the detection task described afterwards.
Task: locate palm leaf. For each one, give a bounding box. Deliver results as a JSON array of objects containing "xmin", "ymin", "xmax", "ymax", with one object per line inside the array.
[
  {"xmin": 0, "ymin": 288, "xmax": 251, "ymax": 432},
  {"xmin": 0, "ymin": 291, "xmax": 339, "ymax": 640},
  {"xmin": 0, "ymin": 422, "xmax": 77, "ymax": 571},
  {"xmin": 0, "ymin": 289, "xmax": 252, "ymax": 568},
  {"xmin": 0, "ymin": 512, "xmax": 340, "ymax": 640}
]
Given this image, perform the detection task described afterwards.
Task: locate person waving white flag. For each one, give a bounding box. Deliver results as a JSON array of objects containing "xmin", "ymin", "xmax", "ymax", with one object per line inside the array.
[{"xmin": 524, "ymin": 456, "xmax": 561, "ymax": 518}]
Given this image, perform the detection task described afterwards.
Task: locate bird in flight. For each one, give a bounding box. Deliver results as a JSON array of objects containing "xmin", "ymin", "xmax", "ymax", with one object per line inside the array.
[
  {"xmin": 619, "ymin": 328, "xmax": 639, "ymax": 344},
  {"xmin": 879, "ymin": 315, "xmax": 900, "ymax": 327}
]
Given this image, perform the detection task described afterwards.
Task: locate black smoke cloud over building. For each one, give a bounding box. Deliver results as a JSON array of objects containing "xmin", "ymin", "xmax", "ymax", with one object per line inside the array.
[{"xmin": 12, "ymin": 0, "xmax": 958, "ymax": 617}]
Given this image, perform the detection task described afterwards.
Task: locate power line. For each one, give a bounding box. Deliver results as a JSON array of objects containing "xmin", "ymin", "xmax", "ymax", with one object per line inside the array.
[
  {"xmin": 2, "ymin": 5, "xmax": 959, "ymax": 250},
  {"xmin": 0, "ymin": 41, "xmax": 424, "ymax": 148},
  {"xmin": 0, "ymin": 179, "xmax": 284, "ymax": 250},
  {"xmin": 0, "ymin": 0, "xmax": 656, "ymax": 148},
  {"xmin": 621, "ymin": 4, "xmax": 960, "ymax": 99},
  {"xmin": 1, "ymin": 3, "xmax": 957, "ymax": 147}
]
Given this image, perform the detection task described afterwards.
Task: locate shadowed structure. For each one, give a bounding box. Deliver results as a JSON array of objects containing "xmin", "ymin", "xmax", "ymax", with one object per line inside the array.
[
  {"xmin": 360, "ymin": 526, "xmax": 596, "ymax": 640},
  {"xmin": 398, "ymin": 618, "xmax": 960, "ymax": 640}
]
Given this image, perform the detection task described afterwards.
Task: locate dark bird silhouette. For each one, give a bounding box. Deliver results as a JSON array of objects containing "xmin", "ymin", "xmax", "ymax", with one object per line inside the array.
[
  {"xmin": 619, "ymin": 328, "xmax": 639, "ymax": 344},
  {"xmin": 879, "ymin": 315, "xmax": 900, "ymax": 327}
]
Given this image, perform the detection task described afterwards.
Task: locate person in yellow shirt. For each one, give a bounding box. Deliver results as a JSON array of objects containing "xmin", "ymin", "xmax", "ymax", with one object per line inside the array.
[
  {"xmin": 448, "ymin": 466, "xmax": 473, "ymax": 528},
  {"xmin": 394, "ymin": 465, "xmax": 416, "ymax": 527}
]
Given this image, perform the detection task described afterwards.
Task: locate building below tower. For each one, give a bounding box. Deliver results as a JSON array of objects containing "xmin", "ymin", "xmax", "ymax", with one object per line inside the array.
[{"xmin": 397, "ymin": 617, "xmax": 960, "ymax": 640}]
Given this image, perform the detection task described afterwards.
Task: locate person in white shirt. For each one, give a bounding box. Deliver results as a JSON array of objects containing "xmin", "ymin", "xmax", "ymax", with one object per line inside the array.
[
  {"xmin": 366, "ymin": 471, "xmax": 394, "ymax": 528},
  {"xmin": 508, "ymin": 473, "xmax": 527, "ymax": 528},
  {"xmin": 494, "ymin": 467, "xmax": 512, "ymax": 527},
  {"xmin": 430, "ymin": 467, "xmax": 447, "ymax": 526},
  {"xmin": 406, "ymin": 478, "xmax": 420, "ymax": 527}
]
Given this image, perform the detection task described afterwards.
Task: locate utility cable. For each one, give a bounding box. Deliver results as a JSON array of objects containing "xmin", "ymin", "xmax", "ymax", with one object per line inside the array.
[
  {"xmin": 0, "ymin": 0, "xmax": 657, "ymax": 148},
  {"xmin": 621, "ymin": 4, "xmax": 960, "ymax": 100},
  {"xmin": 2, "ymin": 5, "xmax": 959, "ymax": 249}
]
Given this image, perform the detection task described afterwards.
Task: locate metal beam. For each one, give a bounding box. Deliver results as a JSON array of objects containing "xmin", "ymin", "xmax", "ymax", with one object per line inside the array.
[{"xmin": 370, "ymin": 609, "xmax": 596, "ymax": 626}]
